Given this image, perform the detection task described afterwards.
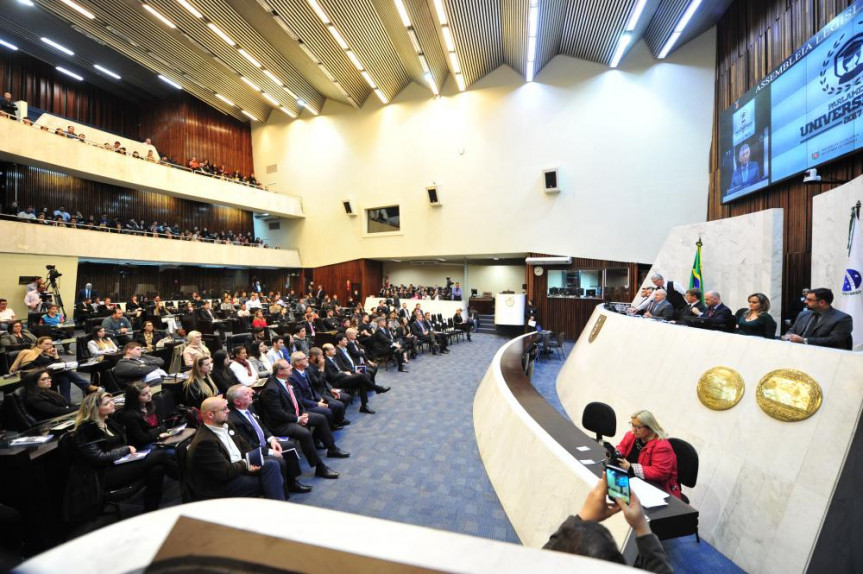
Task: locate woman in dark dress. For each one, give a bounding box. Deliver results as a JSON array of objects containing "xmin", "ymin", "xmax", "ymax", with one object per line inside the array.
[
  {"xmin": 735, "ymin": 292, "xmax": 777, "ymax": 339},
  {"xmin": 115, "ymin": 382, "xmax": 169, "ymax": 449},
  {"xmin": 22, "ymin": 369, "xmax": 77, "ymax": 420}
]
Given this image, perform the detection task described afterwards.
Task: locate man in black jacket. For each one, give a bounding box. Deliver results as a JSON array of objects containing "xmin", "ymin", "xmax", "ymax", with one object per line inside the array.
[
  {"xmin": 185, "ymin": 396, "xmax": 285, "ymax": 501},
  {"xmin": 690, "ymin": 291, "xmax": 735, "ymax": 332},
  {"xmin": 226, "ymin": 385, "xmax": 311, "ymax": 495},
  {"xmin": 256, "ymin": 359, "xmax": 345, "ymax": 478},
  {"xmin": 543, "ymin": 479, "xmax": 673, "ymax": 574},
  {"xmin": 368, "ymin": 319, "xmax": 407, "ymax": 372},
  {"xmin": 307, "ymin": 346, "xmax": 353, "ymax": 407},
  {"xmin": 324, "ymin": 340, "xmax": 388, "ymax": 414},
  {"xmin": 346, "ymin": 327, "xmax": 382, "ymax": 379}
]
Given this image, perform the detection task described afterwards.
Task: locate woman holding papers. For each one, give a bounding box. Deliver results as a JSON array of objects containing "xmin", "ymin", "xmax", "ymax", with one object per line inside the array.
[
  {"xmin": 615, "ymin": 410, "xmax": 681, "ymax": 499},
  {"xmin": 68, "ymin": 391, "xmax": 175, "ymax": 517}
]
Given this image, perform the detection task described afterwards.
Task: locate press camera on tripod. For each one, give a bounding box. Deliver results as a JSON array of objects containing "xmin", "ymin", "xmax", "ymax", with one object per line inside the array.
[{"xmin": 41, "ymin": 265, "xmax": 67, "ymax": 318}]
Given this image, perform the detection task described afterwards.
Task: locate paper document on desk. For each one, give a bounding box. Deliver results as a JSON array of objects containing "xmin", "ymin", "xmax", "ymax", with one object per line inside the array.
[
  {"xmin": 630, "ymin": 477, "xmax": 669, "ymax": 508},
  {"xmin": 114, "ymin": 449, "xmax": 150, "ymax": 465}
]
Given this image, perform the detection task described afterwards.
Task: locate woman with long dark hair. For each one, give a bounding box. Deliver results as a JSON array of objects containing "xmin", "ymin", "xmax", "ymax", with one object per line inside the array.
[
  {"xmin": 115, "ymin": 382, "xmax": 170, "ymax": 449},
  {"xmin": 22, "ymin": 369, "xmax": 77, "ymax": 420}
]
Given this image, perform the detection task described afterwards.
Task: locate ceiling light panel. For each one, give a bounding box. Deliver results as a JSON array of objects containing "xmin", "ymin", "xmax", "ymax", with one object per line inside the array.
[
  {"xmin": 387, "ymin": 0, "xmax": 440, "ymax": 96},
  {"xmin": 60, "ymin": 0, "xmax": 95, "ymax": 19},
  {"xmin": 93, "ymin": 64, "xmax": 121, "ymax": 79},
  {"xmin": 41, "ymin": 37, "xmax": 75, "ymax": 55}
]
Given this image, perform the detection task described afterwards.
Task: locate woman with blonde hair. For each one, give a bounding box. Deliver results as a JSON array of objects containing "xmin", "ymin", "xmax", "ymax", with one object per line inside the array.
[
  {"xmin": 12, "ymin": 336, "xmax": 97, "ymax": 399},
  {"xmin": 182, "ymin": 356, "xmax": 219, "ymax": 408},
  {"xmin": 69, "ymin": 391, "xmax": 173, "ymax": 517},
  {"xmin": 182, "ymin": 330, "xmax": 211, "ymax": 368},
  {"xmin": 614, "ymin": 410, "xmax": 681, "ymax": 498}
]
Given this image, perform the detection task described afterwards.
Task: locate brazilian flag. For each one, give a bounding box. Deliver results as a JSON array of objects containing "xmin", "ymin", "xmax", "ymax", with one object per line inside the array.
[{"xmin": 689, "ymin": 239, "xmax": 703, "ymax": 302}]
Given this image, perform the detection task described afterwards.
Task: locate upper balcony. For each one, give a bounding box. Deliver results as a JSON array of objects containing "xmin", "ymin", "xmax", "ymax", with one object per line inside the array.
[
  {"xmin": 0, "ymin": 218, "xmax": 301, "ymax": 268},
  {"xmin": 0, "ymin": 115, "xmax": 303, "ymax": 219}
]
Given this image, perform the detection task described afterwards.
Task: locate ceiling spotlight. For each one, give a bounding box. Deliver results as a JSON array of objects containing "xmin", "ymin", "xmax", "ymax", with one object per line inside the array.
[
  {"xmin": 207, "ymin": 22, "xmax": 236, "ymax": 46},
  {"xmin": 241, "ymin": 76, "xmax": 261, "ymax": 92},
  {"xmin": 60, "ymin": 0, "xmax": 95, "ymax": 19},
  {"xmin": 93, "ymin": 64, "xmax": 121, "ymax": 79},
  {"xmin": 238, "ymin": 49, "xmax": 262, "ymax": 68},
  {"xmin": 56, "ymin": 66, "xmax": 83, "ymax": 81},
  {"xmin": 241, "ymin": 110, "xmax": 259, "ymax": 121},
  {"xmin": 0, "ymin": 39, "xmax": 19, "ymax": 51},
  {"xmin": 142, "ymin": 4, "xmax": 176, "ymax": 29},
  {"xmin": 215, "ymin": 93, "xmax": 235, "ymax": 106},
  {"xmin": 158, "ymin": 74, "xmax": 182, "ymax": 89},
  {"xmin": 41, "ymin": 37, "xmax": 74, "ymax": 56},
  {"xmin": 176, "ymin": 0, "xmax": 203, "ymax": 19}
]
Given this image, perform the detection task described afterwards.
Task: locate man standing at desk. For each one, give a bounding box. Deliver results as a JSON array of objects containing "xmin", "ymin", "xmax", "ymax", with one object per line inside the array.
[{"xmin": 782, "ymin": 288, "xmax": 853, "ymax": 349}]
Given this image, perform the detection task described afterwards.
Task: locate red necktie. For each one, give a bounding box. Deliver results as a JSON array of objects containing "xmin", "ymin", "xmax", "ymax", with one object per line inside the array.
[{"xmin": 283, "ymin": 380, "xmax": 299, "ymax": 415}]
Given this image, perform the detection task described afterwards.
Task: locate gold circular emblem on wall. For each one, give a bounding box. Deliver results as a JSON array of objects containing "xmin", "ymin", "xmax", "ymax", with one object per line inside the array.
[
  {"xmin": 755, "ymin": 369, "xmax": 822, "ymax": 422},
  {"xmin": 696, "ymin": 366, "xmax": 744, "ymax": 410},
  {"xmin": 505, "ymin": 296, "xmax": 515, "ymax": 307}
]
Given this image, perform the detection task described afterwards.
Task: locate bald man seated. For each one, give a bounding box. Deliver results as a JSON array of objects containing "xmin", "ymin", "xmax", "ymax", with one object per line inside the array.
[{"xmin": 184, "ymin": 396, "xmax": 286, "ymax": 501}]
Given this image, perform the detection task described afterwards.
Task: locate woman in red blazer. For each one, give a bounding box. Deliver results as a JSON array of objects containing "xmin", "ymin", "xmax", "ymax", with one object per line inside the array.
[{"xmin": 615, "ymin": 410, "xmax": 681, "ymax": 499}]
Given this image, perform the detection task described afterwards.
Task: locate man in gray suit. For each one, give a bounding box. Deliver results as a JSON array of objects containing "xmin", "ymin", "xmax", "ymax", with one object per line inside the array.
[
  {"xmin": 782, "ymin": 288, "xmax": 853, "ymax": 349},
  {"xmin": 643, "ymin": 289, "xmax": 674, "ymax": 321}
]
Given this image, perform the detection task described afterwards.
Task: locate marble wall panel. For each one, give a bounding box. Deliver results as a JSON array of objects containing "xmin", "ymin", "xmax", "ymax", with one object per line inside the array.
[
  {"xmin": 557, "ymin": 307, "xmax": 863, "ymax": 574},
  {"xmin": 639, "ymin": 209, "xmax": 783, "ymax": 329}
]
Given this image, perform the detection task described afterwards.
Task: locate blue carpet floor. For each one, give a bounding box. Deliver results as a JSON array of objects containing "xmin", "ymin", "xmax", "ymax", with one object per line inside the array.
[
  {"xmin": 290, "ymin": 333, "xmax": 519, "ymax": 542},
  {"xmin": 530, "ymin": 346, "xmax": 745, "ymax": 574}
]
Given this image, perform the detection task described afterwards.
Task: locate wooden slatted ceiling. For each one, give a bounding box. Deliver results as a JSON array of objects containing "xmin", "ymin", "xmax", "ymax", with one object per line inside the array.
[
  {"xmin": 399, "ymin": 0, "xmax": 450, "ymax": 91},
  {"xmin": 269, "ymin": 0, "xmax": 372, "ymax": 105},
  {"xmin": 560, "ymin": 0, "xmax": 636, "ymax": 64},
  {"xmin": 8, "ymin": 0, "xmax": 734, "ymax": 122},
  {"xmin": 445, "ymin": 0, "xmax": 504, "ymax": 89},
  {"xmin": 152, "ymin": 0, "xmax": 318, "ymax": 114},
  {"xmin": 323, "ymin": 0, "xmax": 412, "ymax": 102},
  {"xmin": 35, "ymin": 0, "xmax": 267, "ymax": 122},
  {"xmin": 643, "ymin": 0, "xmax": 735, "ymax": 58}
]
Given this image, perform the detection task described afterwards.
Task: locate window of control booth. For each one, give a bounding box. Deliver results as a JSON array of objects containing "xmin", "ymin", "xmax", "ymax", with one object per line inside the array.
[{"xmin": 547, "ymin": 269, "xmax": 602, "ymax": 298}]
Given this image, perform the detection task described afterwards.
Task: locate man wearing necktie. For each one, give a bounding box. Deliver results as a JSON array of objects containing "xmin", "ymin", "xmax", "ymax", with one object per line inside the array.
[
  {"xmin": 226, "ymin": 385, "xmax": 312, "ymax": 495},
  {"xmin": 256, "ymin": 359, "xmax": 347, "ymax": 479},
  {"xmin": 289, "ymin": 351, "xmax": 347, "ymax": 428},
  {"xmin": 782, "ymin": 287, "xmax": 853, "ymax": 349},
  {"xmin": 370, "ymin": 318, "xmax": 408, "ymax": 371},
  {"xmin": 77, "ymin": 283, "xmax": 98, "ymax": 303},
  {"xmin": 346, "ymin": 327, "xmax": 384, "ymax": 378}
]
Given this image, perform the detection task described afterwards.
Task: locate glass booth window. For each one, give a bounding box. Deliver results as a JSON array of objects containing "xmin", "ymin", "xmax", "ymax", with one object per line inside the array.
[
  {"xmin": 366, "ymin": 206, "xmax": 400, "ymax": 234},
  {"xmin": 547, "ymin": 269, "xmax": 602, "ymax": 298}
]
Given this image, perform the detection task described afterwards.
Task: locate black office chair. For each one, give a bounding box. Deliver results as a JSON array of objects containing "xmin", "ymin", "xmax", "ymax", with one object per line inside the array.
[
  {"xmin": 0, "ymin": 387, "xmax": 38, "ymax": 431},
  {"xmin": 669, "ymin": 437, "xmax": 700, "ymax": 542},
  {"xmin": 582, "ymin": 401, "xmax": 616, "ymax": 443},
  {"xmin": 545, "ymin": 331, "xmax": 566, "ymax": 360}
]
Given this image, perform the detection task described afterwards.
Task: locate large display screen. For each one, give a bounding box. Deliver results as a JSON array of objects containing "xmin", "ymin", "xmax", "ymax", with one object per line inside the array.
[{"xmin": 720, "ymin": 1, "xmax": 863, "ymax": 203}]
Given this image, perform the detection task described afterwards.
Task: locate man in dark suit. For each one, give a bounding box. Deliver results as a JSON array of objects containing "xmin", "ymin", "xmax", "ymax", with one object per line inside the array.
[
  {"xmin": 346, "ymin": 327, "xmax": 384, "ymax": 378},
  {"xmin": 643, "ymin": 289, "xmax": 674, "ymax": 321},
  {"xmin": 289, "ymin": 351, "xmax": 346, "ymax": 428},
  {"xmin": 323, "ymin": 341, "xmax": 387, "ymax": 414},
  {"xmin": 308, "ymin": 346, "xmax": 352, "ymax": 406},
  {"xmin": 398, "ymin": 302, "xmax": 411, "ymax": 321},
  {"xmin": 691, "ymin": 291, "xmax": 735, "ymax": 332},
  {"xmin": 225, "ymin": 384, "xmax": 311, "ymax": 495},
  {"xmin": 322, "ymin": 309, "xmax": 340, "ymax": 331},
  {"xmin": 315, "ymin": 285, "xmax": 326, "ymax": 306},
  {"xmin": 675, "ymin": 288, "xmax": 706, "ymax": 323},
  {"xmin": 729, "ymin": 143, "xmax": 760, "ymax": 189},
  {"xmin": 185, "ymin": 396, "xmax": 286, "ymax": 501},
  {"xmin": 369, "ymin": 318, "xmax": 407, "ymax": 372},
  {"xmin": 194, "ymin": 300, "xmax": 227, "ymax": 338},
  {"xmin": 256, "ymin": 358, "xmax": 345, "ymax": 478},
  {"xmin": 77, "ymin": 283, "xmax": 98, "ymax": 303},
  {"xmin": 782, "ymin": 288, "xmax": 853, "ymax": 349}
]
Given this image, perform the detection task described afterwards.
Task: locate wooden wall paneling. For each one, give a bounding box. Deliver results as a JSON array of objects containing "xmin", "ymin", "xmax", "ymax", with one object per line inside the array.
[
  {"xmin": 138, "ymin": 93, "xmax": 253, "ymax": 175},
  {"xmin": 708, "ymin": 0, "xmax": 860, "ymax": 323},
  {"xmin": 311, "ymin": 260, "xmax": 364, "ymax": 303},
  {"xmin": 2, "ymin": 164, "xmax": 254, "ymax": 235},
  {"xmin": 527, "ymin": 253, "xmax": 641, "ymax": 341},
  {"xmin": 0, "ymin": 49, "xmax": 140, "ymax": 138},
  {"xmin": 75, "ymin": 263, "xmax": 301, "ymax": 302}
]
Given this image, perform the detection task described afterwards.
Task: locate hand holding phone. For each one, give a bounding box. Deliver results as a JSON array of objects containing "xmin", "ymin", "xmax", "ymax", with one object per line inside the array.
[{"xmin": 605, "ymin": 464, "xmax": 631, "ymax": 505}]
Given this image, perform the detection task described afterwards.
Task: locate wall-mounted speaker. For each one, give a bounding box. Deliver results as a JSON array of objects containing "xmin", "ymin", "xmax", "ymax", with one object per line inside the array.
[
  {"xmin": 342, "ymin": 199, "xmax": 357, "ymax": 216},
  {"xmin": 543, "ymin": 168, "xmax": 561, "ymax": 194},
  {"xmin": 426, "ymin": 185, "xmax": 442, "ymax": 207}
]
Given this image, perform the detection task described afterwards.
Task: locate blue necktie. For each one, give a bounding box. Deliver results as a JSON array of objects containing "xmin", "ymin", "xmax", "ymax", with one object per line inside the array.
[{"xmin": 245, "ymin": 410, "xmax": 266, "ymax": 447}]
